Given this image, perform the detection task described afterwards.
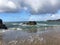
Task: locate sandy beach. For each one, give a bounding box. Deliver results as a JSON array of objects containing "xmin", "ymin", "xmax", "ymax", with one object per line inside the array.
[{"xmin": 0, "ymin": 26, "xmax": 60, "ymax": 45}]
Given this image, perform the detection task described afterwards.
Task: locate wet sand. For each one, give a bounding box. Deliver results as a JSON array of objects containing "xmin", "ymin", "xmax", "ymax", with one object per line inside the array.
[{"xmin": 0, "ymin": 26, "xmax": 60, "ymax": 45}]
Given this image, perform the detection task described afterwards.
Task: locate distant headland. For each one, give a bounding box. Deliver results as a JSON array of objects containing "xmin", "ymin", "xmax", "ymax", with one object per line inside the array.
[{"xmin": 47, "ymin": 19, "xmax": 60, "ymax": 22}]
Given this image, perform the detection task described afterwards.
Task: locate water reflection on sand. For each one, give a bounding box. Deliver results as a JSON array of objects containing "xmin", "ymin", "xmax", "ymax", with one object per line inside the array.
[{"xmin": 1, "ymin": 26, "xmax": 60, "ymax": 45}]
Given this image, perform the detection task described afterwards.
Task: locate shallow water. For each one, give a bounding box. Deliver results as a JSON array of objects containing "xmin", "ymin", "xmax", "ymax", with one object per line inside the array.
[{"xmin": 0, "ymin": 25, "xmax": 60, "ymax": 45}]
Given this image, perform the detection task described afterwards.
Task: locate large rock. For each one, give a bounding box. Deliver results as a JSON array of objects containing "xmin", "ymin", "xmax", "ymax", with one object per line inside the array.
[{"xmin": 26, "ymin": 21, "xmax": 37, "ymax": 25}]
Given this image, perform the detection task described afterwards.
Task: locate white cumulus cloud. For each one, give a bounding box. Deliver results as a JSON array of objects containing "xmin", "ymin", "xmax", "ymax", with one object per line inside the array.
[
  {"xmin": 0, "ymin": 0, "xmax": 20, "ymax": 12},
  {"xmin": 24, "ymin": 0, "xmax": 60, "ymax": 14},
  {"xmin": 0, "ymin": 0, "xmax": 60, "ymax": 14}
]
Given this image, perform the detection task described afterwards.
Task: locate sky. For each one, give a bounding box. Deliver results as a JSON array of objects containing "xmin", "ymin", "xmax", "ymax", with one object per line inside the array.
[
  {"xmin": 0, "ymin": 10, "xmax": 31, "ymax": 22},
  {"xmin": 0, "ymin": 0, "xmax": 60, "ymax": 22}
]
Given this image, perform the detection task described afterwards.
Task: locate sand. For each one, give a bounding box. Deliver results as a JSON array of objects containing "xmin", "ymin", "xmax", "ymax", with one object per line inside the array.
[{"xmin": 0, "ymin": 26, "xmax": 60, "ymax": 45}]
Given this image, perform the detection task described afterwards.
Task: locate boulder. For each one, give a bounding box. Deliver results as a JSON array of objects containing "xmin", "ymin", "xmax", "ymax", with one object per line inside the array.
[{"xmin": 26, "ymin": 21, "xmax": 37, "ymax": 25}]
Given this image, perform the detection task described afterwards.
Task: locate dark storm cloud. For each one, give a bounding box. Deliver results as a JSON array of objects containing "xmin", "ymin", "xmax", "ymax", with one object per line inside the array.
[{"xmin": 0, "ymin": 0, "xmax": 60, "ymax": 14}]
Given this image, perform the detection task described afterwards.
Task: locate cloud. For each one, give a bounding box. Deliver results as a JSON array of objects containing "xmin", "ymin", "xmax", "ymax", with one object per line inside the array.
[
  {"xmin": 43, "ymin": 14, "xmax": 60, "ymax": 20},
  {"xmin": 28, "ymin": 14, "xmax": 60, "ymax": 21},
  {"xmin": 0, "ymin": 0, "xmax": 60, "ymax": 14},
  {"xmin": 24, "ymin": 0, "xmax": 60, "ymax": 14},
  {"xmin": 0, "ymin": 0, "xmax": 20, "ymax": 12},
  {"xmin": 28, "ymin": 15, "xmax": 41, "ymax": 21},
  {"xmin": 50, "ymin": 14, "xmax": 60, "ymax": 19}
]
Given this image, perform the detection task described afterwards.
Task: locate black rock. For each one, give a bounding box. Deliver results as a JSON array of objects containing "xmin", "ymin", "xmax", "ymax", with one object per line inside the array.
[{"xmin": 26, "ymin": 21, "xmax": 37, "ymax": 25}]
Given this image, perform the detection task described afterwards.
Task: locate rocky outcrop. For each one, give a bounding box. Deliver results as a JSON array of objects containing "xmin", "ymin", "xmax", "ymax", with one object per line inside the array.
[
  {"xmin": 26, "ymin": 21, "xmax": 37, "ymax": 25},
  {"xmin": 0, "ymin": 19, "xmax": 8, "ymax": 29},
  {"xmin": 47, "ymin": 19, "xmax": 60, "ymax": 22}
]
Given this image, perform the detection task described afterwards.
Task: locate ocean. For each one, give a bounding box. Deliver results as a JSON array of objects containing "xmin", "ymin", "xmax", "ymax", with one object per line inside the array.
[
  {"xmin": 0, "ymin": 21, "xmax": 60, "ymax": 45},
  {"xmin": 4, "ymin": 21, "xmax": 60, "ymax": 30}
]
